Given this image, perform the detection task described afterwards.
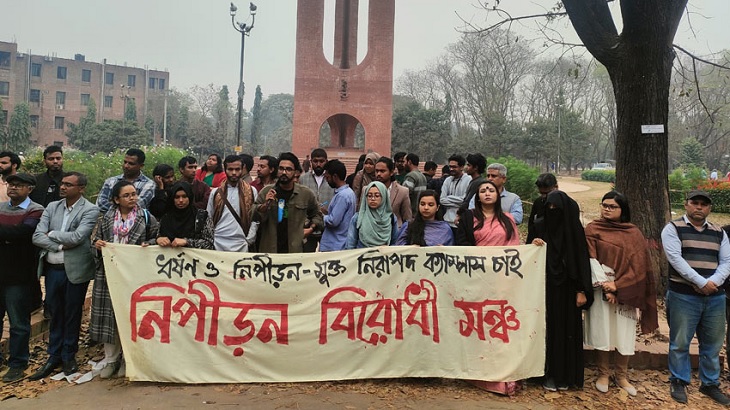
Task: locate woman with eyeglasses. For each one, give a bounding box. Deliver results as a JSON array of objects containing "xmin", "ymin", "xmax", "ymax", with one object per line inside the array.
[
  {"xmin": 583, "ymin": 191, "xmax": 657, "ymax": 396},
  {"xmin": 455, "ymin": 180, "xmax": 519, "ymax": 247},
  {"xmin": 345, "ymin": 181, "xmax": 398, "ymax": 249},
  {"xmin": 91, "ymin": 181, "xmax": 159, "ymax": 379},
  {"xmin": 396, "ymin": 190, "xmax": 453, "ymax": 246}
]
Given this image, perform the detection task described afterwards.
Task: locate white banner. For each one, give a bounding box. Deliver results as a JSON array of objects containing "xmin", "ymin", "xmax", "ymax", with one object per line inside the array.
[{"xmin": 102, "ymin": 244, "xmax": 546, "ymax": 383}]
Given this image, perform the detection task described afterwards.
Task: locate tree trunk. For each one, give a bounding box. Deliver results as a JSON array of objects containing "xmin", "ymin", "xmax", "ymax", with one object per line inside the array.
[{"xmin": 608, "ymin": 35, "xmax": 673, "ymax": 295}]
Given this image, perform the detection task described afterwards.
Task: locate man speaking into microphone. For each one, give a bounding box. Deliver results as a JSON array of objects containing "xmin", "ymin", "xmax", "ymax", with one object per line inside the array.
[{"xmin": 254, "ymin": 152, "xmax": 322, "ymax": 254}]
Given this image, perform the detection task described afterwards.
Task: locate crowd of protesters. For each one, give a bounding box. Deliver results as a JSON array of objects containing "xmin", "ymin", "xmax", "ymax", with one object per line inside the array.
[{"xmin": 0, "ymin": 145, "xmax": 728, "ymax": 406}]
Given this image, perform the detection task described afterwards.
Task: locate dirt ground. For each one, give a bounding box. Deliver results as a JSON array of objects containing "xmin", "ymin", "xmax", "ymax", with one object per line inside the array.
[{"xmin": 2, "ymin": 176, "xmax": 730, "ymax": 409}]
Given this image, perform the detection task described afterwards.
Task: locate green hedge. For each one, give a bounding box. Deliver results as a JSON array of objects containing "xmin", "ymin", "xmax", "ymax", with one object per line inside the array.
[
  {"xmin": 486, "ymin": 156, "xmax": 540, "ymax": 200},
  {"xmin": 581, "ymin": 170, "xmax": 616, "ymax": 183},
  {"xmin": 22, "ymin": 146, "xmax": 190, "ymax": 202}
]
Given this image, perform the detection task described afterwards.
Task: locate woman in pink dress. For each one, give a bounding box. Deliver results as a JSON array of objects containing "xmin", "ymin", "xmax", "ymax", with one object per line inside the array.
[{"xmin": 455, "ymin": 180, "xmax": 519, "ymax": 246}]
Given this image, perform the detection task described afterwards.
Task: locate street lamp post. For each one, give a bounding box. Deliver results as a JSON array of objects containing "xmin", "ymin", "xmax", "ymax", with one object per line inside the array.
[
  {"xmin": 230, "ymin": 2, "xmax": 257, "ymax": 154},
  {"xmin": 556, "ymin": 102, "xmax": 562, "ymax": 176}
]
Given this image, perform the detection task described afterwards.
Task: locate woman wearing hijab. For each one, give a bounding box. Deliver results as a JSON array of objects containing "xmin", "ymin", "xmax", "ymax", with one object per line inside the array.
[
  {"xmin": 530, "ymin": 189, "xmax": 593, "ymax": 391},
  {"xmin": 584, "ymin": 191, "xmax": 657, "ymax": 396},
  {"xmin": 92, "ymin": 181, "xmax": 159, "ymax": 379},
  {"xmin": 352, "ymin": 152, "xmax": 381, "ymax": 210},
  {"xmin": 396, "ymin": 190, "xmax": 453, "ymax": 246},
  {"xmin": 456, "ymin": 180, "xmax": 519, "ymax": 246},
  {"xmin": 345, "ymin": 181, "xmax": 398, "ymax": 249},
  {"xmin": 156, "ymin": 182, "xmax": 215, "ymax": 250}
]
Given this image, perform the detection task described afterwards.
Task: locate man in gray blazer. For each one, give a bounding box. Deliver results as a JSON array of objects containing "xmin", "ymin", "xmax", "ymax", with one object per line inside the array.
[{"xmin": 30, "ymin": 171, "xmax": 99, "ymax": 380}]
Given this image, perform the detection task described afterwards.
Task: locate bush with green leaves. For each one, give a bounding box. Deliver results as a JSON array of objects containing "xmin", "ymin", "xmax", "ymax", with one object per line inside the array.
[
  {"xmin": 581, "ymin": 169, "xmax": 616, "ymax": 183},
  {"xmin": 486, "ymin": 156, "xmax": 540, "ymax": 199},
  {"xmin": 23, "ymin": 146, "xmax": 190, "ymax": 202}
]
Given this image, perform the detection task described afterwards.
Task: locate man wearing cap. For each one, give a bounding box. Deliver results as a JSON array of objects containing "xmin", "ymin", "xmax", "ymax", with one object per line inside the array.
[
  {"xmin": 662, "ymin": 190, "xmax": 730, "ymax": 405},
  {"xmin": 0, "ymin": 174, "xmax": 44, "ymax": 382}
]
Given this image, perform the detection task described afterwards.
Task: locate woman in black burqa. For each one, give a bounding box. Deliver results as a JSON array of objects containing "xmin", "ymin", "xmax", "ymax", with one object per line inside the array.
[{"xmin": 529, "ymin": 190, "xmax": 594, "ymax": 391}]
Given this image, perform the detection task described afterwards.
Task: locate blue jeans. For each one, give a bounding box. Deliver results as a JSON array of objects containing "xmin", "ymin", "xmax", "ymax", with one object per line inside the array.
[
  {"xmin": 0, "ymin": 284, "xmax": 33, "ymax": 368},
  {"xmin": 45, "ymin": 267, "xmax": 89, "ymax": 362},
  {"xmin": 667, "ymin": 290, "xmax": 726, "ymax": 386}
]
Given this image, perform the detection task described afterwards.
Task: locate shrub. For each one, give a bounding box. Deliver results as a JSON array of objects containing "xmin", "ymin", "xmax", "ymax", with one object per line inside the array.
[
  {"xmin": 23, "ymin": 146, "xmax": 190, "ymax": 202},
  {"xmin": 581, "ymin": 169, "xmax": 615, "ymax": 183},
  {"xmin": 486, "ymin": 156, "xmax": 540, "ymax": 200}
]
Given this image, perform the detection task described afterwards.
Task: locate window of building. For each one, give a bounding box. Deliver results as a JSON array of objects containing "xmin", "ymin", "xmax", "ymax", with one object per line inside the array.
[
  {"xmin": 54, "ymin": 116, "xmax": 65, "ymax": 130},
  {"xmin": 29, "ymin": 89, "xmax": 41, "ymax": 103},
  {"xmin": 105, "ymin": 72, "xmax": 114, "ymax": 85},
  {"xmin": 0, "ymin": 110, "xmax": 7, "ymax": 125},
  {"xmin": 80, "ymin": 93, "xmax": 90, "ymax": 106},
  {"xmin": 57, "ymin": 66, "xmax": 67, "ymax": 80},
  {"xmin": 104, "ymin": 95, "xmax": 113, "ymax": 108},
  {"xmin": 56, "ymin": 91, "xmax": 66, "ymax": 106},
  {"xmin": 0, "ymin": 51, "xmax": 10, "ymax": 68},
  {"xmin": 0, "ymin": 81, "xmax": 8, "ymax": 96},
  {"xmin": 149, "ymin": 77, "xmax": 157, "ymax": 89},
  {"xmin": 128, "ymin": 74, "xmax": 136, "ymax": 87},
  {"xmin": 30, "ymin": 115, "xmax": 39, "ymax": 128},
  {"xmin": 82, "ymin": 69, "xmax": 91, "ymax": 82},
  {"xmin": 159, "ymin": 78, "xmax": 166, "ymax": 90},
  {"xmin": 31, "ymin": 63, "xmax": 42, "ymax": 77}
]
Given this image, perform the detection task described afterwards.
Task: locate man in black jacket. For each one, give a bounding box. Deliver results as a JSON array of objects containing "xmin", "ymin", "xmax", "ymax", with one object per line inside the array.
[{"xmin": 29, "ymin": 146, "xmax": 63, "ymax": 207}]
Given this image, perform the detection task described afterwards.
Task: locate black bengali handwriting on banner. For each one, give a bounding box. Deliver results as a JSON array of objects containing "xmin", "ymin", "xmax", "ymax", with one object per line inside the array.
[
  {"xmin": 453, "ymin": 298, "xmax": 521, "ymax": 343},
  {"xmin": 129, "ymin": 279, "xmax": 288, "ymax": 357},
  {"xmin": 319, "ymin": 279, "xmax": 440, "ymax": 345},
  {"xmin": 491, "ymin": 249, "xmax": 523, "ymax": 278},
  {"xmin": 232, "ymin": 254, "xmax": 348, "ymax": 289},
  {"xmin": 422, "ymin": 252, "xmax": 488, "ymax": 278},
  {"xmin": 155, "ymin": 252, "xmax": 221, "ymax": 279}
]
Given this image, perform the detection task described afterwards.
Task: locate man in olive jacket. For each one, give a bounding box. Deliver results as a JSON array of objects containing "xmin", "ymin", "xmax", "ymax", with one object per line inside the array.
[
  {"xmin": 254, "ymin": 152, "xmax": 323, "ymax": 253},
  {"xmin": 30, "ymin": 171, "xmax": 99, "ymax": 379}
]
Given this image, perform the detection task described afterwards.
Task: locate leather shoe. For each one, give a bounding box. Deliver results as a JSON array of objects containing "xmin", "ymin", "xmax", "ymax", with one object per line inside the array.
[
  {"xmin": 28, "ymin": 360, "xmax": 61, "ymax": 381},
  {"xmin": 62, "ymin": 359, "xmax": 78, "ymax": 375},
  {"xmin": 699, "ymin": 384, "xmax": 730, "ymax": 406}
]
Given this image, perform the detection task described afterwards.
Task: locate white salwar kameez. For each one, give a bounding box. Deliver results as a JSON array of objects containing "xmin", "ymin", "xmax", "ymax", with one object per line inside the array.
[{"xmin": 584, "ymin": 259, "xmax": 637, "ymax": 355}]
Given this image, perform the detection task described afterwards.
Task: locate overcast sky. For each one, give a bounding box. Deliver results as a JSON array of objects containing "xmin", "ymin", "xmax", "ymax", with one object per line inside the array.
[{"xmin": 3, "ymin": 1, "xmax": 729, "ymax": 107}]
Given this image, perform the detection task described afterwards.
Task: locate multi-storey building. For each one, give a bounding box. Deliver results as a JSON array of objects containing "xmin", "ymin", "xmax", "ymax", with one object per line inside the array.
[{"xmin": 0, "ymin": 41, "xmax": 170, "ymax": 147}]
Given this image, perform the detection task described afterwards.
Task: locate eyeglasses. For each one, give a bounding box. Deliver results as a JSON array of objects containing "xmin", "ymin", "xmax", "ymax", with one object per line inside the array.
[
  {"xmin": 278, "ymin": 166, "xmax": 295, "ymax": 173},
  {"xmin": 366, "ymin": 193, "xmax": 382, "ymax": 199},
  {"xmin": 600, "ymin": 203, "xmax": 620, "ymax": 210},
  {"xmin": 119, "ymin": 192, "xmax": 138, "ymax": 199}
]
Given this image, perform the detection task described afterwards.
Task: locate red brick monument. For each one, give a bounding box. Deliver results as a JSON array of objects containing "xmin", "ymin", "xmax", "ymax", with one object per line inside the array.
[{"xmin": 291, "ymin": 0, "xmax": 394, "ymax": 159}]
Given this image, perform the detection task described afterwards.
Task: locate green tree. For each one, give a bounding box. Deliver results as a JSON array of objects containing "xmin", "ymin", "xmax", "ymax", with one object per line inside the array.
[
  {"xmin": 250, "ymin": 85, "xmax": 263, "ymax": 155},
  {"xmin": 174, "ymin": 105, "xmax": 190, "ymax": 148},
  {"xmin": 66, "ymin": 98, "xmax": 97, "ymax": 151},
  {"xmin": 214, "ymin": 86, "xmax": 233, "ymax": 151},
  {"xmin": 7, "ymin": 102, "xmax": 32, "ymax": 152},
  {"xmin": 391, "ymin": 99, "xmax": 451, "ymax": 163},
  {"xmin": 144, "ymin": 116, "xmax": 155, "ymax": 141},
  {"xmin": 125, "ymin": 98, "xmax": 138, "ymax": 123},
  {"xmin": 679, "ymin": 137, "xmax": 705, "ymax": 168},
  {"xmin": 0, "ymin": 99, "xmax": 7, "ymax": 148}
]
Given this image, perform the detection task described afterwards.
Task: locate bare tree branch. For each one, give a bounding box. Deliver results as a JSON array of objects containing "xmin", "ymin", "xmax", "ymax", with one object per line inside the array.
[{"xmin": 673, "ymin": 44, "xmax": 730, "ymax": 71}]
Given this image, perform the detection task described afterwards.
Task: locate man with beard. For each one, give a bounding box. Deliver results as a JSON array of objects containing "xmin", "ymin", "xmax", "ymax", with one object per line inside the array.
[
  {"xmin": 0, "ymin": 151, "xmax": 21, "ymax": 203},
  {"xmin": 239, "ymin": 154, "xmax": 255, "ymax": 184},
  {"xmin": 319, "ymin": 159, "xmax": 356, "ymax": 252},
  {"xmin": 207, "ymin": 155, "xmax": 257, "ymax": 252},
  {"xmin": 96, "ymin": 148, "xmax": 156, "ymax": 213},
  {"xmin": 30, "ymin": 146, "xmax": 64, "ymax": 207},
  {"xmin": 486, "ymin": 163, "xmax": 524, "ymax": 224},
  {"xmin": 298, "ymin": 149, "xmax": 334, "ymax": 252},
  {"xmin": 148, "ymin": 164, "xmax": 176, "ymax": 219},
  {"xmin": 251, "ymin": 155, "xmax": 278, "ymax": 193},
  {"xmin": 440, "ymin": 154, "xmax": 472, "ymax": 232},
  {"xmin": 255, "ymin": 152, "xmax": 322, "ymax": 254},
  {"xmin": 375, "ymin": 157, "xmax": 411, "ymax": 229},
  {"xmin": 402, "ymin": 153, "xmax": 427, "ymax": 214},
  {"xmin": 177, "ymin": 156, "xmax": 210, "ymax": 210}
]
